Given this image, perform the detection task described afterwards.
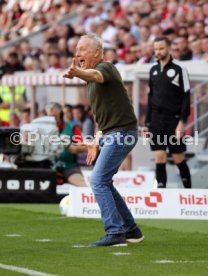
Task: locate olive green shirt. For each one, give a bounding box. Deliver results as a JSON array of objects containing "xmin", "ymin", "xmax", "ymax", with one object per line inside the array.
[{"xmin": 87, "ymin": 61, "xmax": 137, "ymax": 134}]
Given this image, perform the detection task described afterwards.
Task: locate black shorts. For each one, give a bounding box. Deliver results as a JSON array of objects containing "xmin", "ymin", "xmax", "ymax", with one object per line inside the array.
[
  {"xmin": 148, "ymin": 126, "xmax": 186, "ymax": 154},
  {"xmin": 63, "ymin": 167, "xmax": 83, "ymax": 181}
]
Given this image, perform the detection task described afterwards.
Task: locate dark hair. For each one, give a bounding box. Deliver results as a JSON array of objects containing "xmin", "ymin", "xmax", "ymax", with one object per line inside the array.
[
  {"xmin": 73, "ymin": 104, "xmax": 85, "ymax": 112},
  {"xmin": 178, "ymin": 34, "xmax": 188, "ymax": 40},
  {"xmin": 163, "ymin": 28, "xmax": 175, "ymax": 36},
  {"xmin": 201, "ymin": 35, "xmax": 208, "ymax": 40},
  {"xmin": 64, "ymin": 104, "xmax": 73, "ymax": 110},
  {"xmin": 9, "ymin": 52, "xmax": 18, "ymax": 59},
  {"xmin": 21, "ymin": 108, "xmax": 31, "ymax": 114},
  {"xmin": 154, "ymin": 36, "xmax": 171, "ymax": 46},
  {"xmin": 72, "ymin": 104, "xmax": 86, "ymax": 121},
  {"xmin": 46, "ymin": 37, "xmax": 59, "ymax": 44},
  {"xmin": 112, "ymin": 0, "xmax": 120, "ymax": 7},
  {"xmin": 188, "ymin": 21, "xmax": 195, "ymax": 28}
]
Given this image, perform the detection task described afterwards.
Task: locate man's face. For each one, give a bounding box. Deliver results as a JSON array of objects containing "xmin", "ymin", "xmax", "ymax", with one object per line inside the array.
[
  {"xmin": 171, "ymin": 45, "xmax": 181, "ymax": 60},
  {"xmin": 63, "ymin": 107, "xmax": 72, "ymax": 121},
  {"xmin": 72, "ymin": 108, "xmax": 82, "ymax": 121},
  {"xmin": 21, "ymin": 112, "xmax": 30, "ymax": 124},
  {"xmin": 47, "ymin": 110, "xmax": 60, "ymax": 125},
  {"xmin": 177, "ymin": 37, "xmax": 187, "ymax": 51},
  {"xmin": 154, "ymin": 40, "xmax": 169, "ymax": 61},
  {"xmin": 75, "ymin": 38, "xmax": 98, "ymax": 69}
]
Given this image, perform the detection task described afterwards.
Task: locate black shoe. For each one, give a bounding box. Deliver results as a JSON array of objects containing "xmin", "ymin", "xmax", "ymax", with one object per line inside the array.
[
  {"xmin": 125, "ymin": 228, "xmax": 144, "ymax": 243},
  {"xmin": 157, "ymin": 182, "xmax": 166, "ymax": 188},
  {"xmin": 90, "ymin": 234, "xmax": 127, "ymax": 247}
]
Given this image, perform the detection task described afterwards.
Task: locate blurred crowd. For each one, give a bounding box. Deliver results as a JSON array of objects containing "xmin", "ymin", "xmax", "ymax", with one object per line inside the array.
[
  {"xmin": 0, "ymin": 0, "xmax": 208, "ymax": 132},
  {"xmin": 0, "ymin": 0, "xmax": 208, "ymax": 78},
  {"xmin": 0, "ymin": 0, "xmax": 80, "ymax": 43}
]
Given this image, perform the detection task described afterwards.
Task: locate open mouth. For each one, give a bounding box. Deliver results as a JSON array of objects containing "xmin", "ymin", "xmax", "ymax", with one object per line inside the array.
[{"xmin": 79, "ymin": 59, "xmax": 85, "ymax": 68}]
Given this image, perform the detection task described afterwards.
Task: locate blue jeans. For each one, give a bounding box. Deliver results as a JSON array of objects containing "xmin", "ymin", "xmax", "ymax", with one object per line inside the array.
[{"xmin": 90, "ymin": 129, "xmax": 138, "ymax": 235}]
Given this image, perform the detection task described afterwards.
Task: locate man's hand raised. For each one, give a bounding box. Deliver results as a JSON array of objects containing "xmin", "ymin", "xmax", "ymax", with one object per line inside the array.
[{"xmin": 63, "ymin": 58, "xmax": 78, "ymax": 79}]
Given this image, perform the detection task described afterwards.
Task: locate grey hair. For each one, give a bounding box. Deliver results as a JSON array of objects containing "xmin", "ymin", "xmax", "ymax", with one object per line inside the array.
[
  {"xmin": 80, "ymin": 33, "xmax": 104, "ymax": 56},
  {"xmin": 45, "ymin": 102, "xmax": 62, "ymax": 114}
]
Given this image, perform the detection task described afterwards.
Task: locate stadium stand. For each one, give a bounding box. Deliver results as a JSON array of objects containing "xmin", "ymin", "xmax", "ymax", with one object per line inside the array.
[{"xmin": 1, "ymin": 0, "xmax": 208, "ymax": 66}]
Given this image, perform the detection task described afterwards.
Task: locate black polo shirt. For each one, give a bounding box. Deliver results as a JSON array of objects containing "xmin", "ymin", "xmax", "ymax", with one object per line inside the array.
[{"xmin": 145, "ymin": 57, "xmax": 190, "ymax": 129}]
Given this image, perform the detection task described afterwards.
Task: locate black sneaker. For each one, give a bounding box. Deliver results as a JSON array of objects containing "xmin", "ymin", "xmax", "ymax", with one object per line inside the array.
[
  {"xmin": 125, "ymin": 228, "xmax": 144, "ymax": 243},
  {"xmin": 157, "ymin": 182, "xmax": 166, "ymax": 188},
  {"xmin": 90, "ymin": 234, "xmax": 127, "ymax": 247}
]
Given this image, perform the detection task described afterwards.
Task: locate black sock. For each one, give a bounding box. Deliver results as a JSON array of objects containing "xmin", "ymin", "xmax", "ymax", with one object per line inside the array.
[
  {"xmin": 156, "ymin": 163, "xmax": 167, "ymax": 188},
  {"xmin": 177, "ymin": 160, "xmax": 191, "ymax": 188}
]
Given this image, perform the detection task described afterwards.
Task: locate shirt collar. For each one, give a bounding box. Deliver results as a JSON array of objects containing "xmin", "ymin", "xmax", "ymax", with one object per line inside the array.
[{"xmin": 157, "ymin": 55, "xmax": 173, "ymax": 70}]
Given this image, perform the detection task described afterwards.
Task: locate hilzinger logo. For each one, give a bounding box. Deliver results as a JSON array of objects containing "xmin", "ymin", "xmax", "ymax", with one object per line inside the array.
[
  {"xmin": 144, "ymin": 192, "xmax": 162, "ymax": 207},
  {"xmin": 180, "ymin": 194, "xmax": 208, "ymax": 205},
  {"xmin": 82, "ymin": 192, "xmax": 163, "ymax": 208},
  {"xmin": 133, "ymin": 174, "xmax": 145, "ymax": 185}
]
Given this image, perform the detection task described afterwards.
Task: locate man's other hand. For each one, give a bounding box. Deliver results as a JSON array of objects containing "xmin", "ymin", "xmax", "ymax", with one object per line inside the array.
[{"xmin": 86, "ymin": 143, "xmax": 99, "ymax": 166}]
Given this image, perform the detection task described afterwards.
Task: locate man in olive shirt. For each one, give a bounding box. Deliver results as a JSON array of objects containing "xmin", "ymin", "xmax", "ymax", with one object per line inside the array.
[
  {"xmin": 87, "ymin": 61, "xmax": 137, "ymax": 134},
  {"xmin": 64, "ymin": 33, "xmax": 144, "ymax": 247}
]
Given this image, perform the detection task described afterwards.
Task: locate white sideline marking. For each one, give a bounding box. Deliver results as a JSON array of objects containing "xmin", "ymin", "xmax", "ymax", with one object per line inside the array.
[
  {"xmin": 112, "ymin": 252, "xmax": 131, "ymax": 256},
  {"xmin": 0, "ymin": 263, "xmax": 58, "ymax": 276},
  {"xmin": 5, "ymin": 234, "xmax": 22, "ymax": 237},
  {"xmin": 35, "ymin": 239, "xmax": 52, "ymax": 243},
  {"xmin": 154, "ymin": 260, "xmax": 208, "ymax": 264},
  {"xmin": 72, "ymin": 245, "xmax": 90, "ymax": 248},
  {"xmin": 154, "ymin": 260, "xmax": 176, "ymax": 264}
]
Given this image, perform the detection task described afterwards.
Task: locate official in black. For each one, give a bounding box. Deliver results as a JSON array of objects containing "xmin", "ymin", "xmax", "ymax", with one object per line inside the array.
[{"xmin": 143, "ymin": 36, "xmax": 191, "ymax": 188}]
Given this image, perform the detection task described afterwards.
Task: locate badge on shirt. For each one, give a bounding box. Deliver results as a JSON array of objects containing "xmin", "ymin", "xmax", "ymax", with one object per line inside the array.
[{"xmin": 167, "ymin": 69, "xmax": 175, "ymax": 78}]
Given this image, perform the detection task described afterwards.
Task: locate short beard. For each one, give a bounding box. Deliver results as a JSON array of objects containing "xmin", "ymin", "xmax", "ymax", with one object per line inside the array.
[{"xmin": 156, "ymin": 54, "xmax": 168, "ymax": 61}]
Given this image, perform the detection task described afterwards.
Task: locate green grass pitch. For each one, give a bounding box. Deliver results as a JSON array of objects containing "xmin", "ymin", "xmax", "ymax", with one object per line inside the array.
[{"xmin": 0, "ymin": 204, "xmax": 208, "ymax": 276}]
